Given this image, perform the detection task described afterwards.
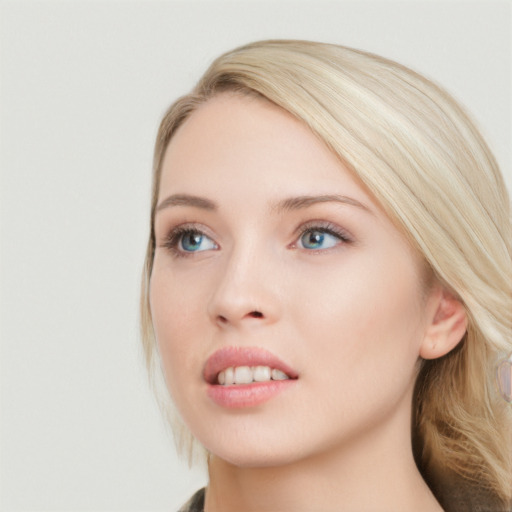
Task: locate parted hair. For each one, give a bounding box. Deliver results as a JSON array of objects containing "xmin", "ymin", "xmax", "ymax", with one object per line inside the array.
[{"xmin": 141, "ymin": 40, "xmax": 512, "ymax": 511}]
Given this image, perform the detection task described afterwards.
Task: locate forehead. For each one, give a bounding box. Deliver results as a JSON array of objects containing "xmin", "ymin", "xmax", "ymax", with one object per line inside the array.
[{"xmin": 158, "ymin": 93, "xmax": 372, "ymax": 207}]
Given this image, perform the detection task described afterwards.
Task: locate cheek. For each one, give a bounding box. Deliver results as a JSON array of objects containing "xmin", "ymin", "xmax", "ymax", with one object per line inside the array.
[
  {"xmin": 292, "ymin": 252, "xmax": 426, "ymax": 373},
  {"xmin": 149, "ymin": 265, "xmax": 207, "ymax": 389},
  {"xmin": 288, "ymin": 260, "xmax": 426, "ymax": 435}
]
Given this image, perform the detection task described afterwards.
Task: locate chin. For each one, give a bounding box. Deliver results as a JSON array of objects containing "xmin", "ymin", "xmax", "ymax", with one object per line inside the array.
[
  {"xmin": 211, "ymin": 447, "xmax": 300, "ymax": 469},
  {"xmin": 198, "ymin": 426, "xmax": 308, "ymax": 469},
  {"xmin": 204, "ymin": 426, "xmax": 342, "ymax": 472}
]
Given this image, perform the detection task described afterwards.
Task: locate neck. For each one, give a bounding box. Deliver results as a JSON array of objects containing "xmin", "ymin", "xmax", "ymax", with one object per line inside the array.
[{"xmin": 204, "ymin": 402, "xmax": 443, "ymax": 512}]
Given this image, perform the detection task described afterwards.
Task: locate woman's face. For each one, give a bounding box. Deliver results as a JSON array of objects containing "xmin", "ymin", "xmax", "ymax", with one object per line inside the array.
[{"xmin": 150, "ymin": 93, "xmax": 438, "ymax": 467}]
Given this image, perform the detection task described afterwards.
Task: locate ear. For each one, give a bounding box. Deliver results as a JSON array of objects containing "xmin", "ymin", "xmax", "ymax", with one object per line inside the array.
[{"xmin": 419, "ymin": 285, "xmax": 468, "ymax": 360}]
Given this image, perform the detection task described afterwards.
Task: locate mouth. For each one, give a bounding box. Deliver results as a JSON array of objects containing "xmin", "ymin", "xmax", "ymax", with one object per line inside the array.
[
  {"xmin": 217, "ymin": 365, "xmax": 291, "ymax": 386},
  {"xmin": 203, "ymin": 346, "xmax": 299, "ymax": 408},
  {"xmin": 204, "ymin": 346, "xmax": 299, "ymax": 385}
]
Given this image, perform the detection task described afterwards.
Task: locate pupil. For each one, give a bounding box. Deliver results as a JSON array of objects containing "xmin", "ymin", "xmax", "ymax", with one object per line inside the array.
[
  {"xmin": 308, "ymin": 231, "xmax": 323, "ymax": 247},
  {"xmin": 184, "ymin": 233, "xmax": 202, "ymax": 250}
]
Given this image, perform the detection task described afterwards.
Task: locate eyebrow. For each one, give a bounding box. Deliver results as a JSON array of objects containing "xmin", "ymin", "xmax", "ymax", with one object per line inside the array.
[
  {"xmin": 273, "ymin": 195, "xmax": 373, "ymax": 214},
  {"xmin": 155, "ymin": 194, "xmax": 217, "ymax": 212},
  {"xmin": 155, "ymin": 193, "xmax": 372, "ymax": 215}
]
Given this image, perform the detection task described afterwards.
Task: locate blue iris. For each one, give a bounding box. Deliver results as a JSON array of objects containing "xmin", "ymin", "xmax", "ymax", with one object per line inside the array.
[
  {"xmin": 180, "ymin": 232, "xmax": 216, "ymax": 252},
  {"xmin": 300, "ymin": 229, "xmax": 339, "ymax": 250}
]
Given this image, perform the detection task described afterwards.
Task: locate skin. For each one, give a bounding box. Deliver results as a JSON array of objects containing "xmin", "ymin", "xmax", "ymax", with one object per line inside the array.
[{"xmin": 150, "ymin": 93, "xmax": 467, "ymax": 512}]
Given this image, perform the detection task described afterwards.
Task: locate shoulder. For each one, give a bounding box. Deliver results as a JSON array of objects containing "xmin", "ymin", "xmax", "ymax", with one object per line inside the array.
[{"xmin": 177, "ymin": 488, "xmax": 205, "ymax": 512}]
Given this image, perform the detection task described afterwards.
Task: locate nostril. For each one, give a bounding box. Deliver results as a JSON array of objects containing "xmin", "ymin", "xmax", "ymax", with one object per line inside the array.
[{"xmin": 215, "ymin": 311, "xmax": 264, "ymax": 325}]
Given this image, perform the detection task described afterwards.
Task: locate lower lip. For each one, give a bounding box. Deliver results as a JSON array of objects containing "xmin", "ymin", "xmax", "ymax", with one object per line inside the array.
[{"xmin": 207, "ymin": 380, "xmax": 297, "ymax": 408}]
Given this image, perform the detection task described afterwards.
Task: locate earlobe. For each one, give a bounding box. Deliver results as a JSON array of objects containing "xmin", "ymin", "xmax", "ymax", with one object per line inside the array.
[{"xmin": 419, "ymin": 287, "xmax": 468, "ymax": 360}]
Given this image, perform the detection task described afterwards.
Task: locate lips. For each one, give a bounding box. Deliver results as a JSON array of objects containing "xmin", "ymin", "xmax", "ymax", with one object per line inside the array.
[
  {"xmin": 203, "ymin": 346, "xmax": 299, "ymax": 385},
  {"xmin": 203, "ymin": 346, "xmax": 299, "ymax": 408}
]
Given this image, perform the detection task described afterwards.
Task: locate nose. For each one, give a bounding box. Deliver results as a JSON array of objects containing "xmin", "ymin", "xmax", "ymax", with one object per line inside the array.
[{"xmin": 207, "ymin": 244, "xmax": 281, "ymax": 329}]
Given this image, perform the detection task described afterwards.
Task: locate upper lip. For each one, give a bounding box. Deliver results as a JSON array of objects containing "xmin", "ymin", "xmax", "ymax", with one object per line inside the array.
[{"xmin": 203, "ymin": 346, "xmax": 299, "ymax": 384}]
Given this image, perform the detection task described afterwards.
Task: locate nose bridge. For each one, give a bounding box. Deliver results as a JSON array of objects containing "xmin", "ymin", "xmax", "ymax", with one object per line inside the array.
[{"xmin": 208, "ymin": 236, "xmax": 279, "ymax": 326}]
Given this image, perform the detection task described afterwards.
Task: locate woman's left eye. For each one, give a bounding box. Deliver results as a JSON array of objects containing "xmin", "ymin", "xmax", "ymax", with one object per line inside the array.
[{"xmin": 297, "ymin": 226, "xmax": 348, "ymax": 250}]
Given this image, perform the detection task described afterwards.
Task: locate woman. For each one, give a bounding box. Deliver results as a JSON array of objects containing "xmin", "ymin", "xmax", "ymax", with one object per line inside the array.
[{"xmin": 141, "ymin": 40, "xmax": 512, "ymax": 511}]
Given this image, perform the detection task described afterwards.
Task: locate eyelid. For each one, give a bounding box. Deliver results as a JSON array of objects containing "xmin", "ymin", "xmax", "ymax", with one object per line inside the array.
[
  {"xmin": 159, "ymin": 222, "xmax": 219, "ymax": 257},
  {"xmin": 157, "ymin": 219, "xmax": 353, "ymax": 256},
  {"xmin": 291, "ymin": 220, "xmax": 354, "ymax": 249}
]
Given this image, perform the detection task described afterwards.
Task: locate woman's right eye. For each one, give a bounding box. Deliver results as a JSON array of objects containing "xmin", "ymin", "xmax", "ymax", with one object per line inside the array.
[{"xmin": 164, "ymin": 228, "xmax": 218, "ymax": 256}]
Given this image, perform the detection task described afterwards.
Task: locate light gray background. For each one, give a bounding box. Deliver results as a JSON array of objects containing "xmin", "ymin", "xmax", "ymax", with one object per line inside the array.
[{"xmin": 1, "ymin": 0, "xmax": 510, "ymax": 510}]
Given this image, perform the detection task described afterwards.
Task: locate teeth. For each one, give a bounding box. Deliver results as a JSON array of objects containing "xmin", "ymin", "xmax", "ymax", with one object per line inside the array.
[
  {"xmin": 253, "ymin": 366, "xmax": 271, "ymax": 382},
  {"xmin": 271, "ymin": 369, "xmax": 289, "ymax": 381},
  {"xmin": 234, "ymin": 366, "xmax": 253, "ymax": 384},
  {"xmin": 224, "ymin": 367, "xmax": 234, "ymax": 386},
  {"xmin": 217, "ymin": 366, "xmax": 290, "ymax": 386}
]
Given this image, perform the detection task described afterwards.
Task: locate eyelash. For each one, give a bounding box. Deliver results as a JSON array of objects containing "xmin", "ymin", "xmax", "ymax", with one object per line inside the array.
[
  {"xmin": 293, "ymin": 221, "xmax": 353, "ymax": 250},
  {"xmin": 160, "ymin": 221, "xmax": 353, "ymax": 258},
  {"xmin": 160, "ymin": 224, "xmax": 216, "ymax": 258}
]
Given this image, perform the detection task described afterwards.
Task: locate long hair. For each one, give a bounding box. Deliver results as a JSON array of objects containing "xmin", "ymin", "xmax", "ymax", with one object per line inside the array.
[{"xmin": 141, "ymin": 40, "xmax": 512, "ymax": 510}]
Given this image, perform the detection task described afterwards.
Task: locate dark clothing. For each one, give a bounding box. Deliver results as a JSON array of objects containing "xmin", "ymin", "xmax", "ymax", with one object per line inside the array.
[
  {"xmin": 177, "ymin": 486, "xmax": 510, "ymax": 512},
  {"xmin": 178, "ymin": 488, "xmax": 205, "ymax": 512}
]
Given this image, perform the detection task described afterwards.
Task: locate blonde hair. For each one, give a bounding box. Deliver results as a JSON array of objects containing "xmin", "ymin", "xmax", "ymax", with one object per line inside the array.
[{"xmin": 141, "ymin": 40, "xmax": 512, "ymax": 510}]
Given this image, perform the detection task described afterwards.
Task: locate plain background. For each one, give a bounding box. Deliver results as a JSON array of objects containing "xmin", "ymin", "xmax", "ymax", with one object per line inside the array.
[{"xmin": 1, "ymin": 0, "xmax": 510, "ymax": 510}]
